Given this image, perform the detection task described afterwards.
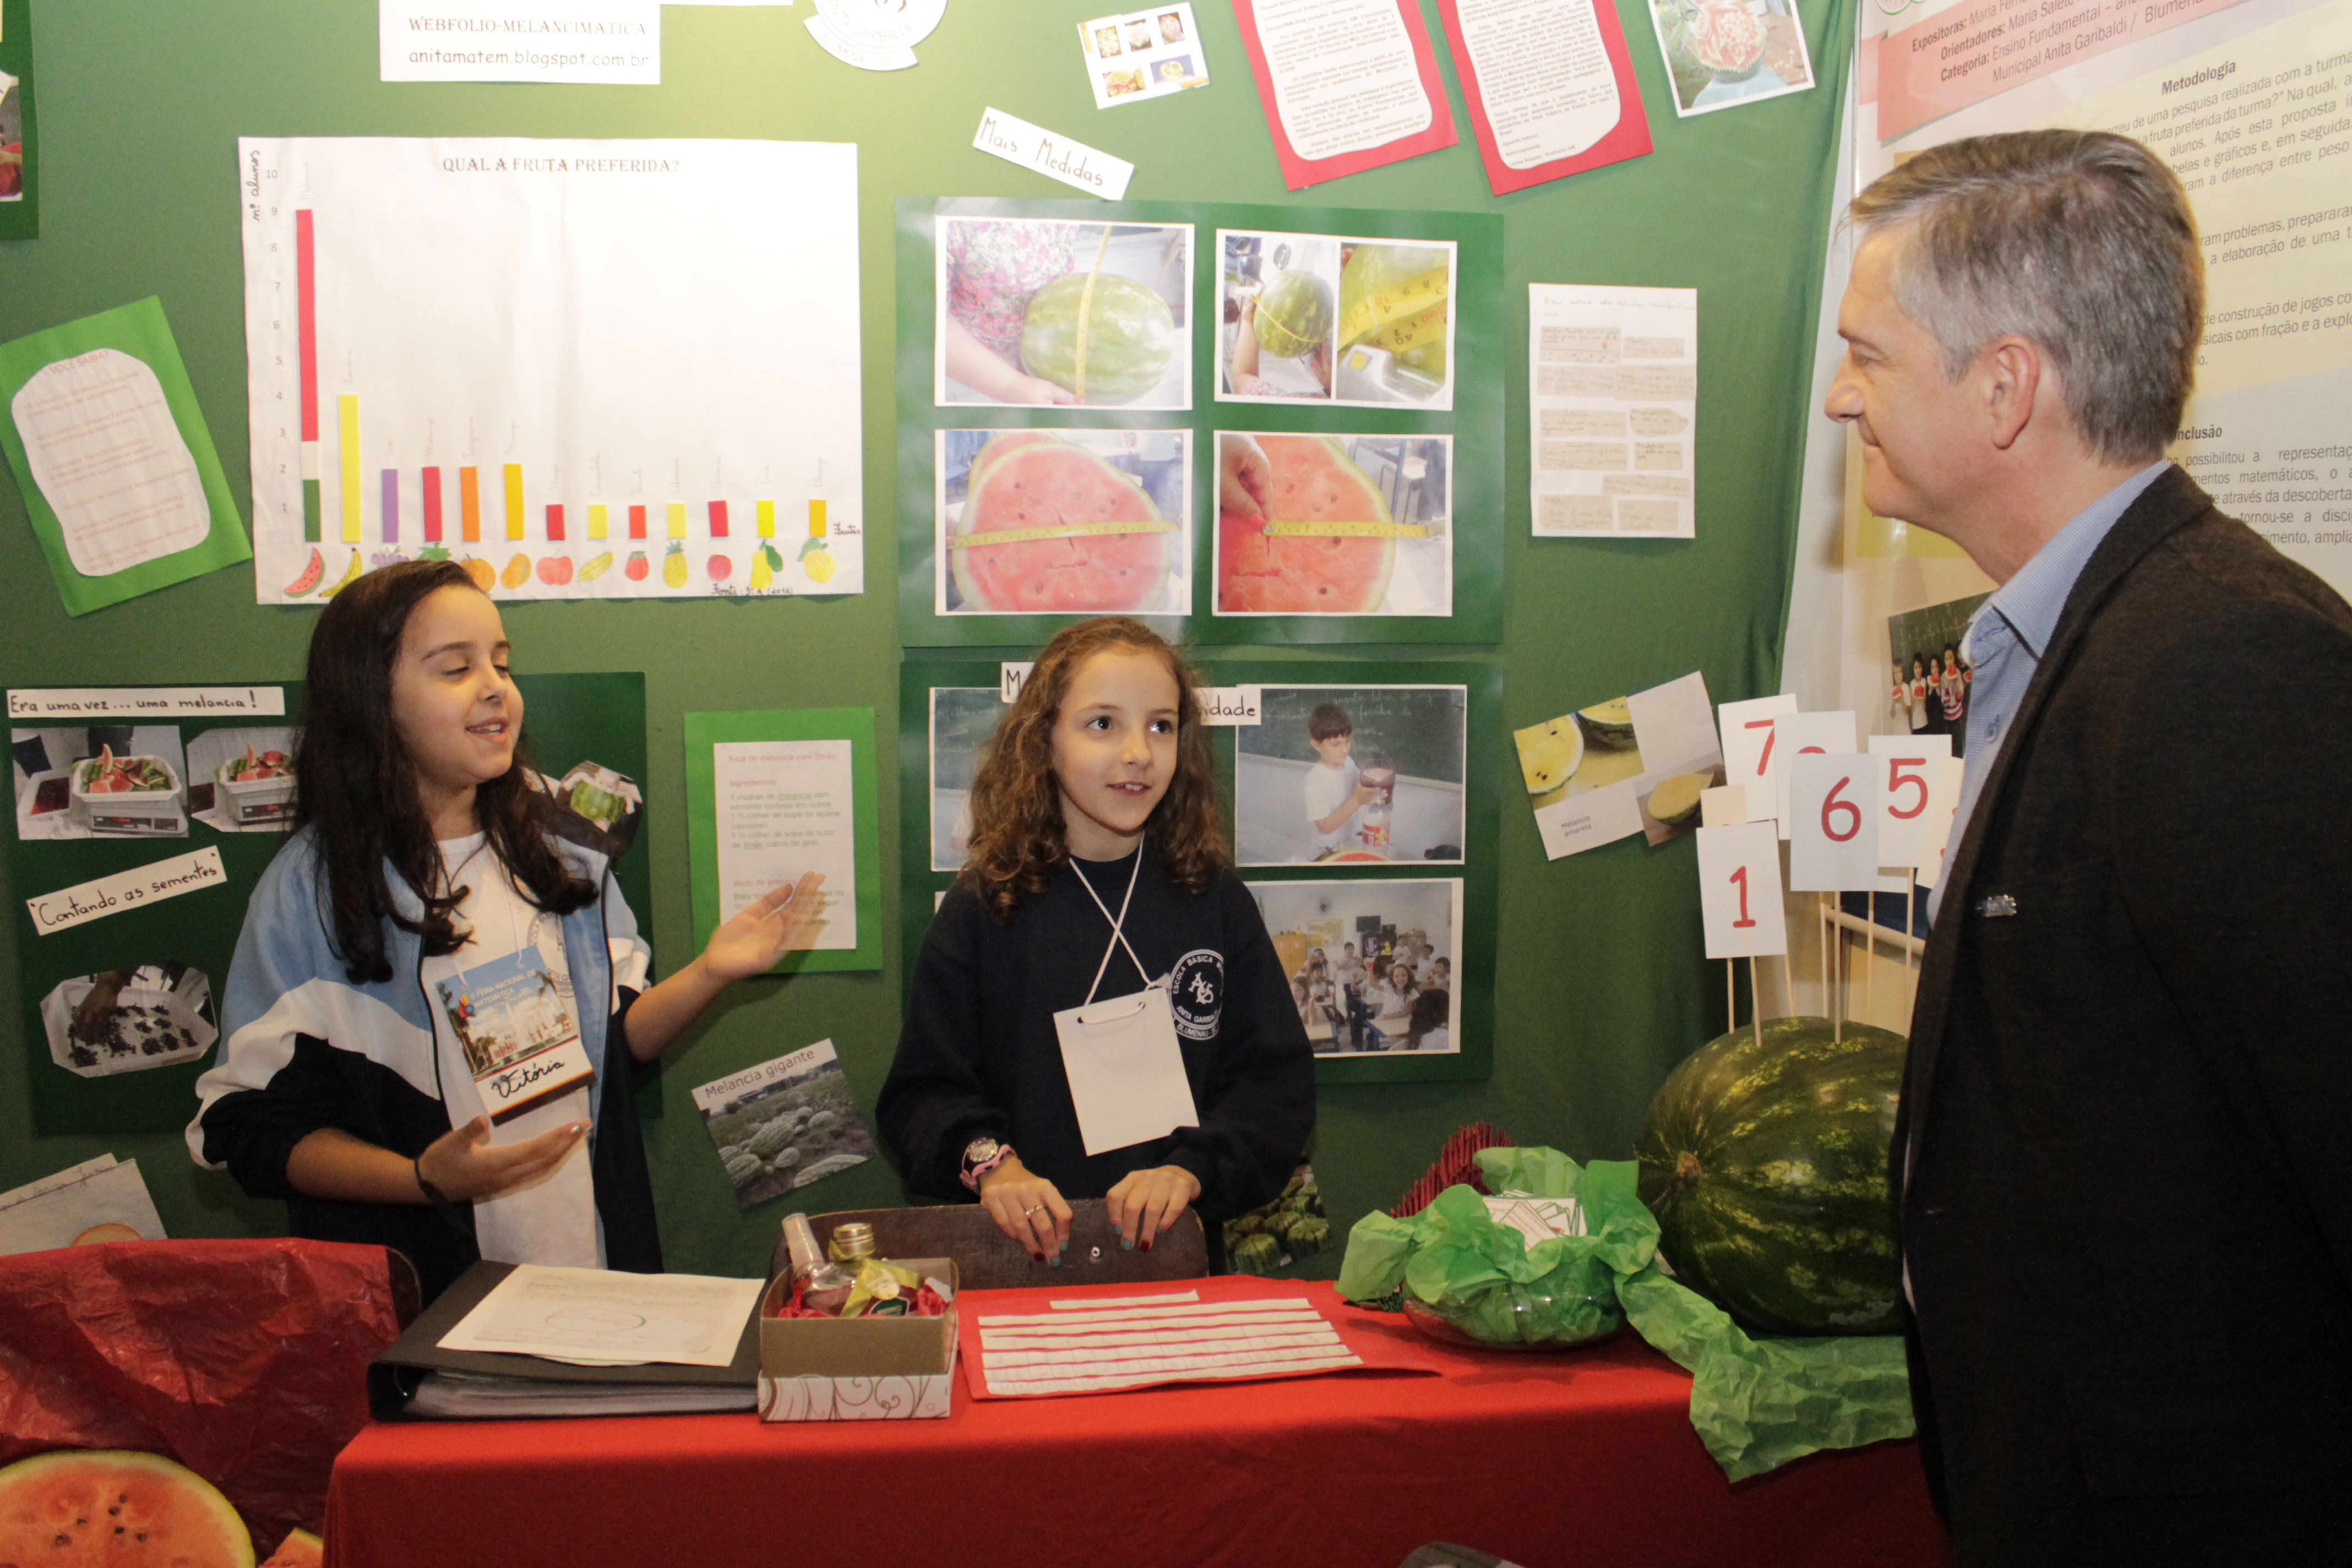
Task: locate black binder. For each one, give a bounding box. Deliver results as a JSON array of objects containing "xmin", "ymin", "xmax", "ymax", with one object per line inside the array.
[{"xmin": 367, "ymin": 1259, "xmax": 764, "ymax": 1420}]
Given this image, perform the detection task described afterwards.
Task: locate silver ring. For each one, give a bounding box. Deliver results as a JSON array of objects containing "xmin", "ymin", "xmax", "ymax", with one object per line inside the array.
[{"xmin": 1023, "ymin": 1204, "xmax": 1044, "ymax": 1216}]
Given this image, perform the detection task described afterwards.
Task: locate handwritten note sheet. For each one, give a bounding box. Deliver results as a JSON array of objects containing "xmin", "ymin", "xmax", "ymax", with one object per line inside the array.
[{"xmin": 712, "ymin": 738, "xmax": 856, "ymax": 951}]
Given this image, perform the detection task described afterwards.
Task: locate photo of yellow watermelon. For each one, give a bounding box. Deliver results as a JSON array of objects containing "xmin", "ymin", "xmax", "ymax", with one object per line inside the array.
[
  {"xmin": 1339, "ymin": 242, "xmax": 1452, "ymax": 383},
  {"xmin": 944, "ymin": 429, "xmax": 1184, "ymax": 615}
]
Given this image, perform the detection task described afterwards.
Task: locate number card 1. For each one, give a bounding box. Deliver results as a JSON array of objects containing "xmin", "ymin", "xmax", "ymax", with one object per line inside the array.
[
  {"xmin": 1868, "ymin": 733, "xmax": 1952, "ymax": 870},
  {"xmin": 1788, "ymin": 750, "xmax": 1879, "ymax": 892},
  {"xmin": 1769, "ymin": 710, "xmax": 1855, "ymax": 840},
  {"xmin": 1696, "ymin": 820, "xmax": 1788, "ymax": 958},
  {"xmin": 1717, "ymin": 694, "xmax": 1796, "ymax": 823}
]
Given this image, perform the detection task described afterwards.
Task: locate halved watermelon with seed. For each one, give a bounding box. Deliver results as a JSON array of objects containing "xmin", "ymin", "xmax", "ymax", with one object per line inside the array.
[
  {"xmin": 951, "ymin": 437, "xmax": 1170, "ymax": 614},
  {"xmin": 1217, "ymin": 435, "xmax": 1395, "ymax": 614},
  {"xmin": 0, "ymin": 1449, "xmax": 254, "ymax": 1566}
]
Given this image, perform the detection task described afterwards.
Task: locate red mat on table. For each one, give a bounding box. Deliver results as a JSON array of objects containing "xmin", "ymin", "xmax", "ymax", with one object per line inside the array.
[{"xmin": 957, "ymin": 1273, "xmax": 1442, "ymax": 1399}]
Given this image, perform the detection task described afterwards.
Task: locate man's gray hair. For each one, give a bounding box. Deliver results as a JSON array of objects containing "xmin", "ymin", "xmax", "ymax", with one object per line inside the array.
[{"xmin": 1850, "ymin": 130, "xmax": 2201, "ymax": 463}]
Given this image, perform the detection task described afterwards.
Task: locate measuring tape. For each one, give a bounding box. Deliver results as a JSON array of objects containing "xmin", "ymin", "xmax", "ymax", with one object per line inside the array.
[
  {"xmin": 1336, "ymin": 268, "xmax": 1449, "ymax": 349},
  {"xmin": 949, "ymin": 520, "xmax": 1177, "ymax": 548},
  {"xmin": 1258, "ymin": 519, "xmax": 1432, "ymax": 539}
]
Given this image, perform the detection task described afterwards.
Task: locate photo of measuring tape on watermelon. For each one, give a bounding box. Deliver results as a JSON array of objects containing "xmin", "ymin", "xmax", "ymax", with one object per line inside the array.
[
  {"xmin": 934, "ymin": 216, "xmax": 1192, "ymax": 409},
  {"xmin": 1218, "ymin": 230, "xmax": 1455, "ymax": 408},
  {"xmin": 935, "ymin": 428, "xmax": 1191, "ymax": 615}
]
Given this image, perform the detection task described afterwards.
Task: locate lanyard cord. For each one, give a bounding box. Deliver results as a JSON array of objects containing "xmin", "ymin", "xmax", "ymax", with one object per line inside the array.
[{"xmin": 1069, "ymin": 840, "xmax": 1152, "ymax": 1007}]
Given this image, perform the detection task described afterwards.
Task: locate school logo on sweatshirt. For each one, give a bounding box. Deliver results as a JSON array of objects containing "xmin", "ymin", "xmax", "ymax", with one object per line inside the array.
[{"xmin": 1167, "ymin": 948, "xmax": 1224, "ymax": 1041}]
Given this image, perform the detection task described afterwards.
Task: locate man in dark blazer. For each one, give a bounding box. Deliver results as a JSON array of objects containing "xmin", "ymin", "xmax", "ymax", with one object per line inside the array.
[{"xmin": 1825, "ymin": 130, "xmax": 2352, "ymax": 1563}]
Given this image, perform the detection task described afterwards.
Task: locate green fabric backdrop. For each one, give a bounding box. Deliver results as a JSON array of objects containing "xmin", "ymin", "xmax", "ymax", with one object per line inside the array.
[{"xmin": 0, "ymin": 0, "xmax": 1850, "ymax": 1282}]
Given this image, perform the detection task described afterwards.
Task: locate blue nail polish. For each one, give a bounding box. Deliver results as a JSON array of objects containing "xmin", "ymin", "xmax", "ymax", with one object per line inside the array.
[
  {"xmin": 1048, "ymin": 1254, "xmax": 1061, "ymax": 1267},
  {"xmin": 1121, "ymin": 1236, "xmax": 1134, "ymax": 1251}
]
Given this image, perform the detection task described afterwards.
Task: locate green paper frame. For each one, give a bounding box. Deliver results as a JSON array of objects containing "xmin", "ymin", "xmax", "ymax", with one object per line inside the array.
[
  {"xmin": 896, "ymin": 657, "xmax": 1500, "ymax": 1082},
  {"xmin": 13, "ymin": 673, "xmax": 651, "ymax": 1136},
  {"xmin": 895, "ymin": 197, "xmax": 1503, "ymax": 649},
  {"xmin": 0, "ymin": 0, "xmax": 35, "ymax": 240},
  {"xmin": 0, "ymin": 298, "xmax": 250, "ymax": 614},
  {"xmin": 683, "ymin": 707, "xmax": 880, "ymax": 974}
]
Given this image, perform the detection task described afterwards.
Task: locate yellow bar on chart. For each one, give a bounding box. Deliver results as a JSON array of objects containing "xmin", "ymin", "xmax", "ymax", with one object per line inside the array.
[
  {"xmin": 756, "ymin": 500, "xmax": 775, "ymax": 538},
  {"xmin": 338, "ymin": 396, "xmax": 362, "ymax": 543},
  {"xmin": 808, "ymin": 499, "xmax": 826, "ymax": 538},
  {"xmin": 588, "ymin": 503, "xmax": 608, "ymax": 541},
  {"xmin": 666, "ymin": 502, "xmax": 687, "ymax": 539},
  {"xmin": 503, "ymin": 465, "xmax": 525, "ymax": 541}
]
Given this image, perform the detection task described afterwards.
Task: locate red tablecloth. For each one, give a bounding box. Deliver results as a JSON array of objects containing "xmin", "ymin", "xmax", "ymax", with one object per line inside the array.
[{"xmin": 328, "ymin": 1295, "xmax": 1949, "ymax": 1568}]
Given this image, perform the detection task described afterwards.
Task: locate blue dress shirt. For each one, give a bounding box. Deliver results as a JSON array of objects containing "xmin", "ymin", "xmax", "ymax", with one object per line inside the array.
[{"xmin": 1928, "ymin": 461, "xmax": 2171, "ymax": 925}]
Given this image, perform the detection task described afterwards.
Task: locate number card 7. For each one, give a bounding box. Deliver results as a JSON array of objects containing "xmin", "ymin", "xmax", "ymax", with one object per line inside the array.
[
  {"xmin": 1868, "ymin": 733, "xmax": 1952, "ymax": 869},
  {"xmin": 1788, "ymin": 750, "xmax": 1878, "ymax": 892},
  {"xmin": 1717, "ymin": 695, "xmax": 1797, "ymax": 822},
  {"xmin": 1695, "ymin": 820, "xmax": 1788, "ymax": 958}
]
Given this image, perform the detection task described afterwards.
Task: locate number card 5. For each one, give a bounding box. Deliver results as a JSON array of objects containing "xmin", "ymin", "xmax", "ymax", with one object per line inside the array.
[
  {"xmin": 1696, "ymin": 821, "xmax": 1789, "ymax": 958},
  {"xmin": 1788, "ymin": 750, "xmax": 1879, "ymax": 892},
  {"xmin": 1868, "ymin": 733, "xmax": 1952, "ymax": 870}
]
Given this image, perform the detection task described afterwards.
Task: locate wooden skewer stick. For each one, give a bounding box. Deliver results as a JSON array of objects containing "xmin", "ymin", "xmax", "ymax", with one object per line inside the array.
[
  {"xmin": 1750, "ymin": 956, "xmax": 1763, "ymax": 1047},
  {"xmin": 1727, "ymin": 959, "xmax": 1736, "ymax": 1037}
]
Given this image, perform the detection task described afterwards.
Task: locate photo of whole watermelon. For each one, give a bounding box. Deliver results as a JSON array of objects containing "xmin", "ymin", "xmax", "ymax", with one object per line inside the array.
[
  {"xmin": 1219, "ymin": 230, "xmax": 1455, "ymax": 407},
  {"xmin": 1215, "ymin": 432, "xmax": 1452, "ymax": 617},
  {"xmin": 936, "ymin": 428, "xmax": 1189, "ymax": 616},
  {"xmin": 938, "ymin": 217, "xmax": 1191, "ymax": 410}
]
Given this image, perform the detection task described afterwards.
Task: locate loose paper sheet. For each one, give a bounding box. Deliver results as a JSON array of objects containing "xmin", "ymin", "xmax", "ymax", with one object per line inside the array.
[
  {"xmin": 972, "ymin": 108, "xmax": 1136, "ymax": 199},
  {"xmin": 438, "ymin": 1264, "xmax": 765, "ymax": 1366},
  {"xmin": 0, "ymin": 1155, "xmax": 167, "ymax": 1254},
  {"xmin": 804, "ymin": 0, "xmax": 944, "ymax": 69},
  {"xmin": 378, "ymin": 0, "xmax": 660, "ymax": 84},
  {"xmin": 1521, "ymin": 669, "xmax": 1721, "ymax": 859},
  {"xmin": 1435, "ymin": 0, "xmax": 1653, "ymax": 194},
  {"xmin": 967, "ymin": 1286, "xmax": 1374, "ymax": 1397},
  {"xmin": 1228, "ymin": 0, "xmax": 1460, "ymax": 189},
  {"xmin": 712, "ymin": 739, "xmax": 856, "ymax": 951},
  {"xmin": 0, "ymin": 298, "xmax": 251, "ymax": 616},
  {"xmin": 1529, "ymin": 284, "xmax": 1697, "ymax": 538},
  {"xmin": 26, "ymin": 848, "xmax": 227, "ymax": 935}
]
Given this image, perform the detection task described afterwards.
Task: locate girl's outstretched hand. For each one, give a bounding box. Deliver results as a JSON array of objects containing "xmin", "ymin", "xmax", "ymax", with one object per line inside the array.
[
  {"xmin": 1107, "ymin": 1164, "xmax": 1201, "ymax": 1251},
  {"xmin": 703, "ymin": 870, "xmax": 826, "ymax": 981},
  {"xmin": 417, "ymin": 1114, "xmax": 586, "ymax": 1202},
  {"xmin": 979, "ymin": 1155, "xmax": 1072, "ymax": 1263}
]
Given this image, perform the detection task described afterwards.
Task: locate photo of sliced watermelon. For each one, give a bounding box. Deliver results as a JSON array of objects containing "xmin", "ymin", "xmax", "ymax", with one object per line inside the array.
[
  {"xmin": 939, "ymin": 428, "xmax": 1188, "ymax": 616},
  {"xmin": 1215, "ymin": 432, "xmax": 1451, "ymax": 617}
]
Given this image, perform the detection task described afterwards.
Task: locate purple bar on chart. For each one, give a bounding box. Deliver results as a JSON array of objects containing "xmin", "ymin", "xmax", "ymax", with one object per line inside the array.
[{"xmin": 382, "ymin": 471, "xmax": 400, "ymax": 544}]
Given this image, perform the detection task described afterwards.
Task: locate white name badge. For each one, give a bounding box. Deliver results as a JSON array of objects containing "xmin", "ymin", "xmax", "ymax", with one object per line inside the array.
[{"xmin": 1053, "ymin": 984, "xmax": 1199, "ymax": 1156}]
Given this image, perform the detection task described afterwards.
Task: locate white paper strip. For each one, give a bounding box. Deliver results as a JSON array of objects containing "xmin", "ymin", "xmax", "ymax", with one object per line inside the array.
[
  {"xmin": 972, "ymin": 107, "xmax": 1136, "ymax": 200},
  {"xmin": 9, "ymin": 687, "xmax": 286, "ymax": 720},
  {"xmin": 27, "ymin": 847, "xmax": 228, "ymax": 936},
  {"xmin": 379, "ymin": 0, "xmax": 660, "ymax": 84}
]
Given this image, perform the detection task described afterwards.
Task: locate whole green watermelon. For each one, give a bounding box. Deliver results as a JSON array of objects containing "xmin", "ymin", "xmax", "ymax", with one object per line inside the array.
[
  {"xmin": 1019, "ymin": 271, "xmax": 1175, "ymax": 404},
  {"xmin": 1636, "ymin": 1016, "xmax": 1905, "ymax": 1336},
  {"xmin": 1253, "ymin": 268, "xmax": 1333, "ymax": 360}
]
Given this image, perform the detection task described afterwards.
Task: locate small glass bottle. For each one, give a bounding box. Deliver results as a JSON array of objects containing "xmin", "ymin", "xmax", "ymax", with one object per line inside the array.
[{"xmin": 782, "ymin": 1212, "xmax": 855, "ymax": 1315}]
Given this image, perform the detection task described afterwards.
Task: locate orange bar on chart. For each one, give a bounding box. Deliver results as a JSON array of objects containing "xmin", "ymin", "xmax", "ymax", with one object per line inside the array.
[
  {"xmin": 504, "ymin": 465, "xmax": 525, "ymax": 541},
  {"xmin": 628, "ymin": 504, "xmax": 647, "ymax": 540},
  {"xmin": 460, "ymin": 467, "xmax": 482, "ymax": 542}
]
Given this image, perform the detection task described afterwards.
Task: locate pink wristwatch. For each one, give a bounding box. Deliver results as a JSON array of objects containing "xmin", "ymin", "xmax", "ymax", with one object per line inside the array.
[{"xmin": 960, "ymin": 1136, "xmax": 1015, "ymax": 1193}]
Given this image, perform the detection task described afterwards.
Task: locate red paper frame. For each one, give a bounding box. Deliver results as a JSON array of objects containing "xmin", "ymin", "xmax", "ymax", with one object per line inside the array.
[
  {"xmin": 1227, "ymin": 0, "xmax": 1460, "ymax": 190},
  {"xmin": 1432, "ymin": 0, "xmax": 1653, "ymax": 195}
]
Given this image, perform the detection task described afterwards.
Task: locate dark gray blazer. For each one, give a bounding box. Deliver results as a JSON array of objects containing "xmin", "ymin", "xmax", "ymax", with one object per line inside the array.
[{"xmin": 1895, "ymin": 466, "xmax": 2352, "ymax": 1564}]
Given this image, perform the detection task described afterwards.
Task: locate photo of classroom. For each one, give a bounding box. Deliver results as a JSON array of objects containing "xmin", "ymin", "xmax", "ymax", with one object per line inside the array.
[{"xmin": 1250, "ymin": 878, "xmax": 1461, "ymax": 1055}]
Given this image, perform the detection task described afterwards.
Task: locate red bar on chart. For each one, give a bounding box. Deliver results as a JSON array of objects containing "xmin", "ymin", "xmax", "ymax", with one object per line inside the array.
[
  {"xmin": 297, "ymin": 210, "xmax": 319, "ymax": 444},
  {"xmin": 460, "ymin": 467, "xmax": 482, "ymax": 542},
  {"xmin": 629, "ymin": 504, "xmax": 647, "ymax": 540},
  {"xmin": 382, "ymin": 470, "xmax": 399, "ymax": 543},
  {"xmin": 423, "ymin": 467, "xmax": 444, "ymax": 543},
  {"xmin": 709, "ymin": 500, "xmax": 729, "ymax": 538},
  {"xmin": 547, "ymin": 504, "xmax": 566, "ymax": 542}
]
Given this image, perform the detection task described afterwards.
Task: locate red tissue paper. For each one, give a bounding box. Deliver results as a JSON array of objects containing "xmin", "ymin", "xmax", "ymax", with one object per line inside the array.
[{"xmin": 0, "ymin": 1237, "xmax": 404, "ymax": 1552}]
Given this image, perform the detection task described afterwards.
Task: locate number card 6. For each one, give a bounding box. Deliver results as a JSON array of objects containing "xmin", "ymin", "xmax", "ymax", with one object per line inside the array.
[{"xmin": 1788, "ymin": 750, "xmax": 1879, "ymax": 892}]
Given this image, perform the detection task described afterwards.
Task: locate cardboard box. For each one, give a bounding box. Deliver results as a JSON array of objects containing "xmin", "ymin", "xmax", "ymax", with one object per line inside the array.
[{"xmin": 756, "ymin": 1258, "xmax": 957, "ymax": 1422}]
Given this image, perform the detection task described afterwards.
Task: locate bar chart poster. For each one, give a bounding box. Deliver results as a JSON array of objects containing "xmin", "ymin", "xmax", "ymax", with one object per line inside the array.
[{"xmin": 238, "ymin": 138, "xmax": 864, "ymax": 605}]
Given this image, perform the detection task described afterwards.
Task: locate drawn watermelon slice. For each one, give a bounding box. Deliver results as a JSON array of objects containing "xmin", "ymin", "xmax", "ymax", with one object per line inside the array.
[
  {"xmin": 0, "ymin": 1449, "xmax": 254, "ymax": 1566},
  {"xmin": 951, "ymin": 437, "xmax": 1170, "ymax": 614},
  {"xmin": 1217, "ymin": 435, "xmax": 1395, "ymax": 614}
]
